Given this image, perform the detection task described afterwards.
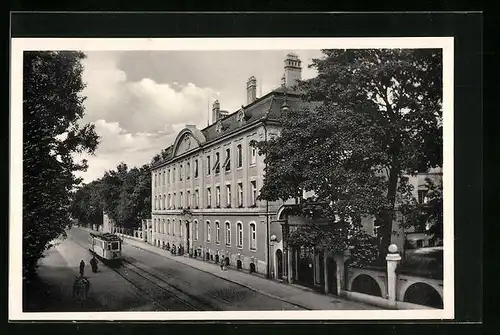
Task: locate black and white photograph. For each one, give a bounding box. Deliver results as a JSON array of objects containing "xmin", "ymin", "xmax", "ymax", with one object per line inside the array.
[{"xmin": 10, "ymin": 37, "xmax": 454, "ymax": 320}]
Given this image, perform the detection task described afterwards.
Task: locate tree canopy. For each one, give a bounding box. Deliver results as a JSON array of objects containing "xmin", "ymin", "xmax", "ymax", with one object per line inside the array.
[
  {"xmin": 23, "ymin": 51, "xmax": 99, "ymax": 280},
  {"xmin": 256, "ymin": 49, "xmax": 443, "ymax": 261},
  {"xmin": 70, "ymin": 162, "xmax": 151, "ymax": 231}
]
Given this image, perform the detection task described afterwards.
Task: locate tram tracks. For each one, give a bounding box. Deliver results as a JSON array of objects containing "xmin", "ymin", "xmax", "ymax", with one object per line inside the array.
[
  {"xmin": 69, "ymin": 233, "xmax": 212, "ymax": 311},
  {"xmin": 122, "ymin": 256, "xmax": 233, "ymax": 309}
]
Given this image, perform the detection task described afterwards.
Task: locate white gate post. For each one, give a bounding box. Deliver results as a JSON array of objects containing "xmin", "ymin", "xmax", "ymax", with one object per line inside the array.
[{"xmin": 386, "ymin": 244, "xmax": 401, "ymax": 309}]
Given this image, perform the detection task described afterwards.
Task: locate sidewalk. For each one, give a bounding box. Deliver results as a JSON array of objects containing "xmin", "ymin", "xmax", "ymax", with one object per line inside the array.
[{"xmin": 119, "ymin": 235, "xmax": 381, "ymax": 310}]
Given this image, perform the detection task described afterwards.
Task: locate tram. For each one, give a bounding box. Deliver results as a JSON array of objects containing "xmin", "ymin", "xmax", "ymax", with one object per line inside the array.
[{"xmin": 88, "ymin": 232, "xmax": 122, "ymax": 264}]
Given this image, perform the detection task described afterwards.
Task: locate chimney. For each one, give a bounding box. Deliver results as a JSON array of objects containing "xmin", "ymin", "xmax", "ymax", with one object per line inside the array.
[
  {"xmin": 246, "ymin": 76, "xmax": 257, "ymax": 104},
  {"xmin": 212, "ymin": 100, "xmax": 220, "ymax": 123},
  {"xmin": 284, "ymin": 53, "xmax": 302, "ymax": 89}
]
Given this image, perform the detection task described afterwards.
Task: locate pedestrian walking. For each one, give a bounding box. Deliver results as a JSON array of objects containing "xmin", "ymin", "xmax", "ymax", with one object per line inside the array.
[{"xmin": 79, "ymin": 260, "xmax": 85, "ymax": 277}]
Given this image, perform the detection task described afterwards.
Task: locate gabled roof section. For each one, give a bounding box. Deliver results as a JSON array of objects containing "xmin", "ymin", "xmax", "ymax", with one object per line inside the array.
[
  {"xmin": 150, "ymin": 88, "xmax": 314, "ymax": 170},
  {"xmin": 171, "ymin": 125, "xmax": 207, "ymax": 157}
]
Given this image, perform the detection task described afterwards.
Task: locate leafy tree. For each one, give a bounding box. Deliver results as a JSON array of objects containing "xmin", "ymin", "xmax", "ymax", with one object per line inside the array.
[
  {"xmin": 69, "ymin": 180, "xmax": 104, "ymax": 227},
  {"xmin": 72, "ymin": 162, "xmax": 151, "ymax": 232},
  {"xmin": 256, "ymin": 49, "xmax": 442, "ymax": 261},
  {"xmin": 399, "ymin": 178, "xmax": 443, "ymax": 241},
  {"xmin": 23, "ymin": 51, "xmax": 99, "ymax": 280}
]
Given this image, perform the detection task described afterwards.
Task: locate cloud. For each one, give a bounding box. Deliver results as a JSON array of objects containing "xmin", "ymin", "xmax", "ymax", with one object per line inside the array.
[
  {"xmin": 76, "ymin": 50, "xmax": 322, "ymax": 183},
  {"xmin": 81, "ymin": 52, "xmax": 213, "ymax": 134},
  {"xmin": 73, "ymin": 119, "xmax": 180, "ymax": 183}
]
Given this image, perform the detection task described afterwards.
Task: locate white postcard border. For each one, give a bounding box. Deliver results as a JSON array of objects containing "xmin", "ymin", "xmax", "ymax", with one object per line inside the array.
[{"xmin": 10, "ymin": 37, "xmax": 454, "ymax": 320}]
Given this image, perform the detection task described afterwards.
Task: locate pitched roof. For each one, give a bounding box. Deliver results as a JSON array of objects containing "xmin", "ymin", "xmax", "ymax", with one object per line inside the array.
[{"xmin": 150, "ymin": 89, "xmax": 308, "ymax": 169}]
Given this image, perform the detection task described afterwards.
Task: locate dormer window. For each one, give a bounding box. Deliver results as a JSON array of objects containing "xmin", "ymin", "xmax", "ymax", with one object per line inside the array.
[
  {"xmin": 237, "ymin": 107, "xmax": 245, "ymax": 123},
  {"xmin": 216, "ymin": 120, "xmax": 223, "ymax": 133}
]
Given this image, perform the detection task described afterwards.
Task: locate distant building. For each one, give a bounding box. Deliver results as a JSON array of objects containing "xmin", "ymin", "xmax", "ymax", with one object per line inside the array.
[
  {"xmin": 102, "ymin": 211, "xmax": 116, "ymax": 234},
  {"xmin": 148, "ymin": 54, "xmax": 303, "ymax": 276}
]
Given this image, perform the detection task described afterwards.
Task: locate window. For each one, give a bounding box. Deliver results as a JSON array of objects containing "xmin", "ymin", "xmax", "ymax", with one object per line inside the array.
[
  {"xmin": 216, "ymin": 221, "xmax": 220, "ymax": 243},
  {"xmin": 163, "ymin": 195, "xmax": 166, "ymax": 210},
  {"xmin": 250, "ymin": 223, "xmax": 257, "ymax": 250},
  {"xmin": 250, "ymin": 145, "xmax": 257, "ymax": 165},
  {"xmin": 207, "ymin": 155, "xmax": 211, "ymax": 175},
  {"xmin": 168, "ymin": 194, "xmax": 171, "ymax": 209},
  {"xmin": 180, "ymin": 220, "xmax": 183, "ymax": 238},
  {"xmin": 154, "ymin": 196, "xmax": 157, "ymax": 210},
  {"xmin": 237, "ymin": 144, "xmax": 243, "ymax": 168},
  {"xmin": 173, "ymin": 167, "xmax": 176, "ymax": 182},
  {"xmin": 418, "ymin": 190, "xmax": 428, "ymax": 204},
  {"xmin": 173, "ymin": 193, "xmax": 176, "ymax": 208},
  {"xmin": 206, "ymin": 187, "xmax": 211, "ymax": 208},
  {"xmin": 195, "ymin": 189, "xmax": 199, "ymax": 208},
  {"xmin": 225, "ymin": 221, "xmax": 231, "ymax": 245},
  {"xmin": 223, "ymin": 148, "xmax": 231, "ymax": 172},
  {"xmin": 238, "ymin": 182, "xmax": 243, "ymax": 207},
  {"xmin": 187, "ymin": 162, "xmax": 191, "ymax": 180},
  {"xmin": 153, "ymin": 219, "xmax": 156, "ymax": 232},
  {"xmin": 194, "ymin": 220, "xmax": 199, "ymax": 240},
  {"xmin": 206, "ymin": 221, "xmax": 211, "ymax": 242},
  {"xmin": 237, "ymin": 222, "xmax": 243, "ymax": 248},
  {"xmin": 167, "ymin": 169, "xmax": 170, "ymax": 183},
  {"xmin": 187, "ymin": 190, "xmax": 191, "ymax": 208},
  {"xmin": 214, "ymin": 152, "xmax": 220, "ymax": 174},
  {"xmin": 180, "ymin": 192, "xmax": 183, "ymax": 208},
  {"xmin": 226, "ymin": 185, "xmax": 231, "ymax": 207},
  {"xmin": 251, "ymin": 180, "xmax": 257, "ymax": 206},
  {"xmin": 216, "ymin": 186, "xmax": 221, "ymax": 208},
  {"xmin": 194, "ymin": 159, "xmax": 199, "ymax": 178},
  {"xmin": 160, "ymin": 219, "xmax": 164, "ymax": 233},
  {"xmin": 167, "ymin": 219, "xmax": 171, "ymax": 235},
  {"xmin": 180, "ymin": 164, "xmax": 183, "ymax": 181}
]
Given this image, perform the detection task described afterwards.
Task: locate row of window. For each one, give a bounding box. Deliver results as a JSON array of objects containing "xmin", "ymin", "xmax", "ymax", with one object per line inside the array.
[
  {"xmin": 152, "ymin": 218, "xmax": 257, "ymax": 250},
  {"xmin": 153, "ymin": 180, "xmax": 258, "ymax": 210},
  {"xmin": 153, "ymin": 143, "xmax": 258, "ymax": 188}
]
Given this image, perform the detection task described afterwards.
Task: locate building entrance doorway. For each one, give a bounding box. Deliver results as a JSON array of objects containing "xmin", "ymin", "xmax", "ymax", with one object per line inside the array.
[
  {"xmin": 185, "ymin": 221, "xmax": 190, "ymax": 252},
  {"xmin": 297, "ymin": 247, "xmax": 314, "ymax": 288},
  {"xmin": 327, "ymin": 257, "xmax": 338, "ymax": 295},
  {"xmin": 276, "ymin": 249, "xmax": 284, "ymax": 279}
]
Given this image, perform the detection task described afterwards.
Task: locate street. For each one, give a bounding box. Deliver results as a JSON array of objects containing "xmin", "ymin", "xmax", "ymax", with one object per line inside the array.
[
  {"xmin": 23, "ymin": 227, "xmax": 380, "ymax": 312},
  {"xmin": 25, "ymin": 227, "xmax": 305, "ymax": 311}
]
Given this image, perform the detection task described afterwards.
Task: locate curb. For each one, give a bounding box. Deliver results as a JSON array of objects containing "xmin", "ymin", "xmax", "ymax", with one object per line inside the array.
[{"xmin": 122, "ymin": 238, "xmax": 312, "ymax": 310}]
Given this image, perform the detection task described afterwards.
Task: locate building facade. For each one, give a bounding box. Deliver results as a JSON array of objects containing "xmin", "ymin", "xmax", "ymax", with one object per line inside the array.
[{"xmin": 148, "ymin": 54, "xmax": 302, "ymax": 276}]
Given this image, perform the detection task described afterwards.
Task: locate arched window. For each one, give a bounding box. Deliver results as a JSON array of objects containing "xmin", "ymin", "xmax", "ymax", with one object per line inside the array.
[
  {"xmin": 167, "ymin": 219, "xmax": 171, "ymax": 235},
  {"xmin": 237, "ymin": 144, "xmax": 242, "ymax": 168},
  {"xmin": 194, "ymin": 159, "xmax": 199, "ymax": 178},
  {"xmin": 225, "ymin": 221, "xmax": 231, "ymax": 246},
  {"xmin": 179, "ymin": 220, "xmax": 183, "ymax": 238},
  {"xmin": 163, "ymin": 194, "xmax": 166, "ymax": 210},
  {"xmin": 249, "ymin": 222, "xmax": 257, "ymax": 250},
  {"xmin": 206, "ymin": 221, "xmax": 211, "ymax": 242},
  {"xmin": 237, "ymin": 222, "xmax": 243, "ymax": 247},
  {"xmin": 194, "ymin": 220, "xmax": 199, "ymax": 240},
  {"xmin": 215, "ymin": 221, "xmax": 220, "ymax": 243},
  {"xmin": 187, "ymin": 162, "xmax": 191, "ymax": 180}
]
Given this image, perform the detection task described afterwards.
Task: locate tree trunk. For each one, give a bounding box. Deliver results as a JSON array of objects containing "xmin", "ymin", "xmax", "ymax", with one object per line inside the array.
[{"xmin": 379, "ymin": 166, "xmax": 399, "ymax": 260}]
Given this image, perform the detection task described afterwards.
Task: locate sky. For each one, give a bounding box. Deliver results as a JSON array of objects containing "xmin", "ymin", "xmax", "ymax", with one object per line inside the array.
[{"xmin": 75, "ymin": 49, "xmax": 323, "ymax": 183}]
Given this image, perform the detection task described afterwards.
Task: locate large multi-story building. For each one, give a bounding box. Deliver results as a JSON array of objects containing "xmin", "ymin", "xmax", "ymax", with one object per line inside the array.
[{"xmin": 147, "ymin": 53, "xmax": 303, "ymax": 277}]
